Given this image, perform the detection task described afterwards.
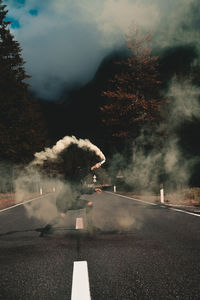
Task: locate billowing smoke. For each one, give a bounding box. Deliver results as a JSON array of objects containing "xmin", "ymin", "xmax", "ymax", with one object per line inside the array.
[
  {"xmin": 155, "ymin": 0, "xmax": 200, "ymax": 52},
  {"xmin": 110, "ymin": 76, "xmax": 200, "ymax": 194},
  {"xmin": 167, "ymin": 79, "xmax": 200, "ymax": 123},
  {"xmin": 31, "ymin": 135, "xmax": 105, "ymax": 166},
  {"xmin": 14, "ymin": 136, "xmax": 106, "ymax": 224}
]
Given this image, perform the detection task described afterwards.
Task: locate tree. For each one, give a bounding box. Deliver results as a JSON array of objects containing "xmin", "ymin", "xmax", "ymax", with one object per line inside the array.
[
  {"xmin": 0, "ymin": 0, "xmax": 30, "ymax": 91},
  {"xmin": 100, "ymin": 27, "xmax": 163, "ymax": 139},
  {"xmin": 0, "ymin": 0, "xmax": 49, "ymax": 163}
]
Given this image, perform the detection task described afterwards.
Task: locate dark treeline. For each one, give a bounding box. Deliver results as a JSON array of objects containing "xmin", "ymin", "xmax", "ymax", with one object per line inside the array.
[
  {"xmin": 0, "ymin": 0, "xmax": 49, "ymax": 191},
  {"xmin": 0, "ymin": 0, "xmax": 49, "ymax": 165}
]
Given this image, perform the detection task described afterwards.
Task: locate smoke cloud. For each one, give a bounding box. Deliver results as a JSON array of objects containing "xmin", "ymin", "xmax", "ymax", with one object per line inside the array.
[
  {"xmin": 32, "ymin": 135, "xmax": 105, "ymax": 166},
  {"xmin": 110, "ymin": 76, "xmax": 200, "ymax": 193},
  {"xmin": 13, "ymin": 135, "xmax": 106, "ymax": 224},
  {"xmin": 14, "ymin": 169, "xmax": 68, "ymax": 223},
  {"xmin": 167, "ymin": 79, "xmax": 200, "ymax": 122}
]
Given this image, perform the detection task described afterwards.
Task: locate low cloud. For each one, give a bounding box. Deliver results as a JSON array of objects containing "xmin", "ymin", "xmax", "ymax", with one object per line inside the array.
[
  {"xmin": 5, "ymin": 0, "xmax": 200, "ymax": 103},
  {"xmin": 6, "ymin": 0, "xmax": 160, "ymax": 100}
]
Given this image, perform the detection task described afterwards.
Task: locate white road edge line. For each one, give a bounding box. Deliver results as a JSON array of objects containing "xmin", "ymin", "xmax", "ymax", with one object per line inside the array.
[
  {"xmin": 71, "ymin": 261, "xmax": 91, "ymax": 300},
  {"xmin": 169, "ymin": 207, "xmax": 200, "ymax": 218},
  {"xmin": 0, "ymin": 193, "xmax": 52, "ymax": 214},
  {"xmin": 106, "ymin": 191, "xmax": 200, "ymax": 218},
  {"xmin": 105, "ymin": 191, "xmax": 157, "ymax": 206}
]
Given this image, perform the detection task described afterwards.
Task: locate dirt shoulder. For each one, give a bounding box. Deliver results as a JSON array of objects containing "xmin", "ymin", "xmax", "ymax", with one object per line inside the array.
[{"xmin": 0, "ymin": 193, "xmax": 15, "ymax": 210}]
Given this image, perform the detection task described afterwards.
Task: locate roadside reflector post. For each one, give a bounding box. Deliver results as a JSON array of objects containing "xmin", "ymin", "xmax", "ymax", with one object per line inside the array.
[
  {"xmin": 40, "ymin": 188, "xmax": 43, "ymax": 195},
  {"xmin": 160, "ymin": 184, "xmax": 164, "ymax": 204},
  {"xmin": 53, "ymin": 187, "xmax": 56, "ymax": 192},
  {"xmin": 114, "ymin": 185, "xmax": 116, "ymax": 193},
  {"xmin": 93, "ymin": 174, "xmax": 97, "ymax": 183}
]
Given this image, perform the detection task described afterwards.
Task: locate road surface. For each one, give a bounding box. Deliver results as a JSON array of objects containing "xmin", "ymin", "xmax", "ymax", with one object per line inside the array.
[{"xmin": 0, "ymin": 191, "xmax": 200, "ymax": 299}]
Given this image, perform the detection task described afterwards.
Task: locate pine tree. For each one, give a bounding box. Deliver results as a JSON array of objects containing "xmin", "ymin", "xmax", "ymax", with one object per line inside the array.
[
  {"xmin": 0, "ymin": 0, "xmax": 29, "ymax": 90},
  {"xmin": 100, "ymin": 28, "xmax": 163, "ymax": 139},
  {"xmin": 0, "ymin": 0, "xmax": 49, "ymax": 163}
]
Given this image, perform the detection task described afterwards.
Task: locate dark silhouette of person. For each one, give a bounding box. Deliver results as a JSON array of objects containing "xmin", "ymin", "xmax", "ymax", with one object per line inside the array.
[
  {"xmin": 56, "ymin": 161, "xmax": 101, "ymax": 215},
  {"xmin": 40, "ymin": 162, "xmax": 102, "ymax": 236}
]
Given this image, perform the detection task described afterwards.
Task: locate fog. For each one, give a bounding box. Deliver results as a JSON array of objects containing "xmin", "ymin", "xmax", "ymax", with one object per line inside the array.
[
  {"xmin": 12, "ymin": 136, "xmax": 106, "ymax": 224},
  {"xmin": 6, "ymin": 0, "xmax": 200, "ymax": 100},
  {"xmin": 109, "ymin": 77, "xmax": 200, "ymax": 193}
]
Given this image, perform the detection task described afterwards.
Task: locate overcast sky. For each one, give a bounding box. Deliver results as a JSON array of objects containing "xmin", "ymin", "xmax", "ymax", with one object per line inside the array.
[{"xmin": 4, "ymin": 0, "xmax": 200, "ymax": 100}]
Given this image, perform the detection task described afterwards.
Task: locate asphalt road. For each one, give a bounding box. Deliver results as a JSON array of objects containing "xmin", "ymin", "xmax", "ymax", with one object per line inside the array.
[{"xmin": 0, "ymin": 191, "xmax": 200, "ymax": 300}]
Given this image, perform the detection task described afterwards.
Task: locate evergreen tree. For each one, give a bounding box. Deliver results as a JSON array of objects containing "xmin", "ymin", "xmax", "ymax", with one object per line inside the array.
[
  {"xmin": 0, "ymin": 0, "xmax": 49, "ymax": 163},
  {"xmin": 100, "ymin": 28, "xmax": 164, "ymax": 139}
]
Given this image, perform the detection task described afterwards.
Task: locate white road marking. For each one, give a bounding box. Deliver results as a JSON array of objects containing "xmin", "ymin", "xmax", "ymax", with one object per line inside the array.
[
  {"xmin": 0, "ymin": 193, "xmax": 52, "ymax": 214},
  {"xmin": 106, "ymin": 191, "xmax": 200, "ymax": 218},
  {"xmin": 71, "ymin": 261, "xmax": 91, "ymax": 300},
  {"xmin": 76, "ymin": 217, "xmax": 84, "ymax": 229},
  {"xmin": 169, "ymin": 207, "xmax": 200, "ymax": 218},
  {"xmin": 105, "ymin": 191, "xmax": 157, "ymax": 206}
]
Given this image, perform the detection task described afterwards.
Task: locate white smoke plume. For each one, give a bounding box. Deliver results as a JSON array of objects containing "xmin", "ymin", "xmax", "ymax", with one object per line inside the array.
[
  {"xmin": 108, "ymin": 76, "xmax": 200, "ymax": 193},
  {"xmin": 12, "ymin": 136, "xmax": 106, "ymax": 223},
  {"xmin": 167, "ymin": 78, "xmax": 200, "ymax": 123},
  {"xmin": 31, "ymin": 135, "xmax": 106, "ymax": 166}
]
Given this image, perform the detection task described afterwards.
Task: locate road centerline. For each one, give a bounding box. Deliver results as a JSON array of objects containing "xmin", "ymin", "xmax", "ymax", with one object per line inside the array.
[
  {"xmin": 76, "ymin": 217, "xmax": 84, "ymax": 230},
  {"xmin": 71, "ymin": 261, "xmax": 91, "ymax": 300}
]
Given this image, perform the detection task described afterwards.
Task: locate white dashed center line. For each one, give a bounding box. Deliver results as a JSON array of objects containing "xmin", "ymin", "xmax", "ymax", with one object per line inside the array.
[
  {"xmin": 71, "ymin": 261, "xmax": 91, "ymax": 300},
  {"xmin": 76, "ymin": 217, "xmax": 84, "ymax": 229}
]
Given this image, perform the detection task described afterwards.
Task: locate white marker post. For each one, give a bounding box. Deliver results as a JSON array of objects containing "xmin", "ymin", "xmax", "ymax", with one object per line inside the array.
[
  {"xmin": 160, "ymin": 184, "xmax": 164, "ymax": 204},
  {"xmin": 40, "ymin": 187, "xmax": 43, "ymax": 195},
  {"xmin": 93, "ymin": 174, "xmax": 97, "ymax": 183},
  {"xmin": 114, "ymin": 185, "xmax": 116, "ymax": 193},
  {"xmin": 53, "ymin": 187, "xmax": 56, "ymax": 192}
]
